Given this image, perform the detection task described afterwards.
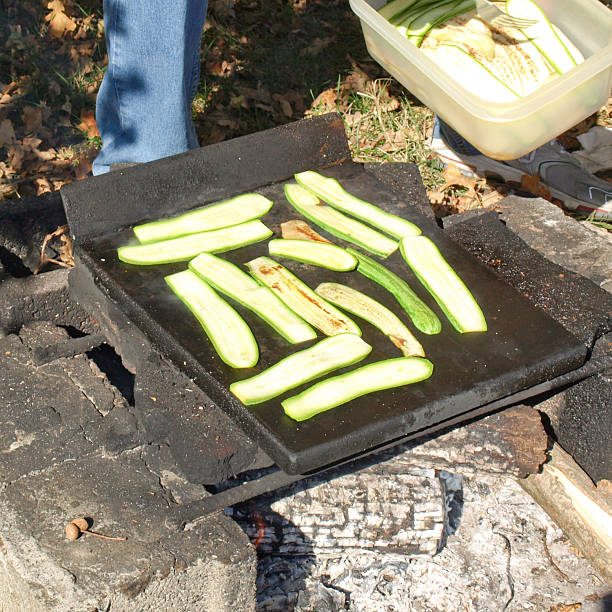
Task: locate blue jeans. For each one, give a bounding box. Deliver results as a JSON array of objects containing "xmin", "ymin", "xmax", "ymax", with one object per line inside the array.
[{"xmin": 92, "ymin": 0, "xmax": 208, "ymax": 175}]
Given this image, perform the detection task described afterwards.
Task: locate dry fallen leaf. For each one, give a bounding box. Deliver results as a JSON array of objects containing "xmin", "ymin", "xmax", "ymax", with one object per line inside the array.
[
  {"xmin": 0, "ymin": 81, "xmax": 18, "ymax": 105},
  {"xmin": 308, "ymin": 88, "xmax": 337, "ymax": 114},
  {"xmin": 301, "ymin": 36, "xmax": 335, "ymax": 56},
  {"xmin": 456, "ymin": 193, "xmax": 480, "ymax": 211},
  {"xmin": 35, "ymin": 177, "xmax": 52, "ymax": 196},
  {"xmin": 0, "ymin": 119, "xmax": 15, "ymax": 147},
  {"xmin": 344, "ymin": 111, "xmax": 363, "ymax": 127},
  {"xmin": 379, "ymin": 97, "xmax": 400, "ymax": 113},
  {"xmin": 427, "ymin": 190, "xmax": 447, "ymax": 205},
  {"xmin": 77, "ymin": 109, "xmax": 99, "ymax": 138},
  {"xmin": 273, "ymin": 94, "xmax": 293, "ymax": 118},
  {"xmin": 479, "ymin": 189, "xmax": 506, "ymax": 208},
  {"xmin": 35, "ymin": 225, "xmax": 75, "ymax": 274},
  {"xmin": 557, "ymin": 113, "xmax": 598, "ymax": 151},
  {"xmin": 59, "ymin": 233, "xmax": 75, "ymax": 266},
  {"xmin": 34, "ymin": 147, "xmax": 57, "ymax": 162},
  {"xmin": 441, "ymin": 163, "xmax": 478, "ymax": 190},
  {"xmin": 216, "ymin": 117, "xmax": 239, "ymax": 129},
  {"xmin": 7, "ymin": 144, "xmax": 25, "ymax": 172},
  {"xmin": 73, "ymin": 154, "xmax": 94, "ymax": 180},
  {"xmin": 236, "ymin": 85, "xmax": 272, "ymax": 104},
  {"xmin": 548, "ymin": 604, "xmax": 581, "ymax": 612},
  {"xmin": 45, "ymin": 0, "xmax": 77, "ymax": 38},
  {"xmin": 229, "ymin": 94, "xmax": 248, "ymax": 109},
  {"xmin": 22, "ymin": 136, "xmax": 43, "ymax": 150},
  {"xmin": 520, "ymin": 173, "xmax": 552, "ymax": 201},
  {"xmin": 341, "ymin": 68, "xmax": 369, "ymax": 94},
  {"xmin": 275, "ymin": 89, "xmax": 307, "ymax": 114},
  {"xmin": 22, "ymin": 105, "xmax": 43, "ymax": 133}
]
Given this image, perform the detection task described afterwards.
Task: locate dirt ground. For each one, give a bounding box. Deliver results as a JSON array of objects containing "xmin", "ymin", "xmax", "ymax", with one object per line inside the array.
[{"xmin": 1, "ymin": 0, "xmax": 611, "ymax": 224}]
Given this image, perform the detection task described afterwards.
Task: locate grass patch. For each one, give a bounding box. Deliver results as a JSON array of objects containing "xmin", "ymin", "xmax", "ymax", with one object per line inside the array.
[{"xmin": 0, "ymin": 0, "xmax": 609, "ymax": 229}]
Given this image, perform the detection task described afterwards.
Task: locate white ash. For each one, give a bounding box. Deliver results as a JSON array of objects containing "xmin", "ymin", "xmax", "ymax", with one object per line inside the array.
[
  {"xmin": 228, "ymin": 466, "xmax": 445, "ymax": 558},
  {"xmin": 250, "ymin": 474, "xmax": 608, "ymax": 612}
]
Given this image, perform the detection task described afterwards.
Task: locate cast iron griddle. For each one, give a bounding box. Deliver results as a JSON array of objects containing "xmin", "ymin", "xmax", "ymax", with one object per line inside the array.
[{"xmin": 79, "ymin": 162, "xmax": 586, "ymax": 474}]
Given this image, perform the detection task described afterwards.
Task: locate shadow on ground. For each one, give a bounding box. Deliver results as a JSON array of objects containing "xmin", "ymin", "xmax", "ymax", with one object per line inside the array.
[{"xmin": 194, "ymin": 0, "xmax": 387, "ymax": 144}]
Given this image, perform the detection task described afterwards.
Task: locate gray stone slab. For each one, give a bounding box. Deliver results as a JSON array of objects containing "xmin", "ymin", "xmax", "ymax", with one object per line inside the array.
[
  {"xmin": 0, "ymin": 330, "xmax": 96, "ymax": 484},
  {"xmin": 0, "ymin": 321, "xmax": 142, "ymax": 481},
  {"xmin": 0, "ymin": 268, "xmax": 93, "ymax": 335},
  {"xmin": 0, "ymin": 321, "xmax": 257, "ymax": 611},
  {"xmin": 442, "ymin": 200, "xmax": 612, "ymax": 482},
  {"xmin": 0, "ymin": 191, "xmax": 67, "ymax": 273},
  {"xmin": 496, "ymin": 195, "xmax": 612, "ymax": 293},
  {"xmin": 0, "ymin": 450, "xmax": 256, "ymax": 611},
  {"xmin": 443, "ymin": 208, "xmax": 612, "ymax": 347}
]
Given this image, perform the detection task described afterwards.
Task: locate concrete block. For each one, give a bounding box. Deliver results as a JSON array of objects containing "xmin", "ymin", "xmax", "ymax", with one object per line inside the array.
[
  {"xmin": 0, "ymin": 322, "xmax": 257, "ymax": 611},
  {"xmin": 497, "ymin": 195, "xmax": 612, "ymax": 293}
]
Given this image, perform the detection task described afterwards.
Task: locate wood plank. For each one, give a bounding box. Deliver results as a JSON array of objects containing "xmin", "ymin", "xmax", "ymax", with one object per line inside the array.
[{"xmin": 520, "ymin": 442, "xmax": 612, "ymax": 583}]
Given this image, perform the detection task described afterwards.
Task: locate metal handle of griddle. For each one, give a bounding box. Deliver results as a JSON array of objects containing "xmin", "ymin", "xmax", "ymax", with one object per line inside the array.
[{"xmin": 168, "ymin": 349, "xmax": 612, "ymax": 528}]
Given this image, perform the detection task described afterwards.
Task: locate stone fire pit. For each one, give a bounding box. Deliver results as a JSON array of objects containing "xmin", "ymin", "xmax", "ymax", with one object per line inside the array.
[{"xmin": 0, "ymin": 178, "xmax": 610, "ymax": 610}]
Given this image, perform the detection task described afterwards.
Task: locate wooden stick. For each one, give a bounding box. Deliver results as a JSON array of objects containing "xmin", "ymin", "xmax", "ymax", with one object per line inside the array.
[{"xmin": 520, "ymin": 442, "xmax": 612, "ymax": 583}]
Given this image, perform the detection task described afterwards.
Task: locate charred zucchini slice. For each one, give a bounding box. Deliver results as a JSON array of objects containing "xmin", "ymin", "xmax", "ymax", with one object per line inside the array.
[
  {"xmin": 246, "ymin": 256, "xmax": 361, "ymax": 337},
  {"xmin": 189, "ymin": 252, "xmax": 317, "ymax": 344},
  {"xmin": 315, "ymin": 282, "xmax": 425, "ymax": 357}
]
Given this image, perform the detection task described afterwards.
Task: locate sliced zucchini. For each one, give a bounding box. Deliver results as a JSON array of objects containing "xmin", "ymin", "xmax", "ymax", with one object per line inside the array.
[
  {"xmin": 403, "ymin": 0, "xmax": 474, "ymax": 44},
  {"xmin": 379, "ymin": 0, "xmax": 424, "ymax": 22},
  {"xmin": 551, "ymin": 24, "xmax": 584, "ymax": 66},
  {"xmin": 425, "ymin": 13, "xmax": 496, "ymax": 61},
  {"xmin": 268, "ymin": 239, "xmax": 358, "ymax": 272},
  {"xmin": 422, "ymin": 43, "xmax": 521, "ymax": 102},
  {"xmin": 399, "ymin": 236, "xmax": 486, "ymax": 333},
  {"xmin": 506, "ymin": 0, "xmax": 581, "ymax": 75},
  {"xmin": 284, "ymin": 183, "xmax": 398, "ymax": 258},
  {"xmin": 294, "ymin": 171, "xmax": 421, "ymax": 239},
  {"xmin": 230, "ymin": 333, "xmax": 372, "ymax": 405},
  {"xmin": 117, "ymin": 220, "xmax": 273, "ymax": 265},
  {"xmin": 315, "ymin": 282, "xmax": 425, "ymax": 357},
  {"xmin": 133, "ymin": 193, "xmax": 273, "ymax": 244},
  {"xmin": 246, "ymin": 256, "xmax": 361, "ymax": 337},
  {"xmin": 189, "ymin": 252, "xmax": 317, "ymax": 344},
  {"xmin": 282, "ymin": 357, "xmax": 434, "ymax": 421},
  {"xmin": 347, "ymin": 248, "xmax": 441, "ymax": 335},
  {"xmin": 165, "ymin": 270, "xmax": 258, "ymax": 368}
]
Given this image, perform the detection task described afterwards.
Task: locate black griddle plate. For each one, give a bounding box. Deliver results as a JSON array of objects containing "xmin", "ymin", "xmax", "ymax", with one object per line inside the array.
[{"xmin": 78, "ymin": 161, "xmax": 586, "ymax": 474}]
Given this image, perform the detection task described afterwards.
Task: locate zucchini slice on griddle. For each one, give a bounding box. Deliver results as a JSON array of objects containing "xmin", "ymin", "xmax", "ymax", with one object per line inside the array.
[{"xmin": 230, "ymin": 333, "xmax": 372, "ymax": 405}]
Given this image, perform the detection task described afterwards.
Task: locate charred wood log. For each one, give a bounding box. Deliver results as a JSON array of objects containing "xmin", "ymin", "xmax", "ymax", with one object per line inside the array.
[
  {"xmin": 230, "ymin": 405, "xmax": 547, "ymax": 557},
  {"xmin": 377, "ymin": 404, "xmax": 548, "ymax": 479},
  {"xmin": 230, "ymin": 465, "xmax": 446, "ymax": 557}
]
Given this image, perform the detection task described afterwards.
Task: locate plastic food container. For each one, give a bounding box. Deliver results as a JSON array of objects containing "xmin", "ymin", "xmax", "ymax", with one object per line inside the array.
[{"xmin": 349, "ymin": 0, "xmax": 612, "ymax": 159}]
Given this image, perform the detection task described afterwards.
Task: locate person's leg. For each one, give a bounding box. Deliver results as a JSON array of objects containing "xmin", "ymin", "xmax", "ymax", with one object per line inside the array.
[
  {"xmin": 431, "ymin": 118, "xmax": 612, "ymax": 220},
  {"xmin": 93, "ymin": 0, "xmax": 207, "ymax": 175}
]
